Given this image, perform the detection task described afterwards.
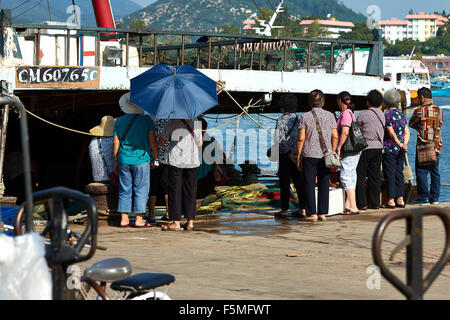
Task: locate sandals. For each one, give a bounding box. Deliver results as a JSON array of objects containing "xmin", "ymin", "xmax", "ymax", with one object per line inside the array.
[
  {"xmin": 341, "ymin": 210, "xmax": 359, "ymax": 215},
  {"xmin": 382, "ymin": 204, "xmax": 396, "ymax": 209},
  {"xmin": 120, "ymin": 223, "xmax": 130, "ymax": 228},
  {"xmin": 274, "ymin": 211, "xmax": 289, "ymax": 219},
  {"xmin": 160, "ymin": 215, "xmax": 170, "ymax": 221},
  {"xmin": 395, "ymin": 203, "xmax": 406, "ymax": 208},
  {"xmin": 134, "ymin": 222, "xmax": 153, "ymax": 228},
  {"xmin": 182, "ymin": 223, "xmax": 194, "ymax": 231},
  {"xmin": 161, "ymin": 224, "xmax": 183, "ymax": 231}
]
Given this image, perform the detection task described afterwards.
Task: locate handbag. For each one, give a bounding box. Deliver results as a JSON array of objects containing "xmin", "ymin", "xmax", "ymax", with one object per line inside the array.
[
  {"xmin": 341, "ymin": 111, "xmax": 368, "ymax": 154},
  {"xmin": 312, "ymin": 110, "xmax": 341, "ymax": 169},
  {"xmin": 416, "ymin": 142, "xmax": 437, "ymax": 166}
]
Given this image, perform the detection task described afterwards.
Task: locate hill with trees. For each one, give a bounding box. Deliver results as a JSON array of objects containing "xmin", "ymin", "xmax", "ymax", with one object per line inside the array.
[{"xmin": 121, "ymin": 0, "xmax": 366, "ymax": 32}]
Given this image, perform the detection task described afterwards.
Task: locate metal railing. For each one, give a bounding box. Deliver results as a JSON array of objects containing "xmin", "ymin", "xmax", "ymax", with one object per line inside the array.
[{"xmin": 10, "ymin": 22, "xmax": 383, "ymax": 76}]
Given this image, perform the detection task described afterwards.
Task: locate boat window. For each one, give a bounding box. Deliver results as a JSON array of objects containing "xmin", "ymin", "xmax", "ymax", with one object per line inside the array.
[{"xmin": 396, "ymin": 73, "xmax": 401, "ymax": 84}]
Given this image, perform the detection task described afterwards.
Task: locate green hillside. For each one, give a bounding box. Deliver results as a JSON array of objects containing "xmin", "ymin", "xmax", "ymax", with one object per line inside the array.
[{"xmin": 121, "ymin": 0, "xmax": 366, "ymax": 32}]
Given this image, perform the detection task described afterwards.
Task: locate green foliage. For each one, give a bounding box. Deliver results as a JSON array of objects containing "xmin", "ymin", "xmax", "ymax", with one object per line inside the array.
[
  {"xmin": 121, "ymin": 0, "xmax": 366, "ymax": 32},
  {"xmin": 338, "ymin": 22, "xmax": 373, "ymax": 41},
  {"xmin": 129, "ymin": 19, "xmax": 148, "ymax": 31},
  {"xmin": 220, "ymin": 24, "xmax": 241, "ymax": 34},
  {"xmin": 305, "ymin": 21, "xmax": 331, "ymax": 38}
]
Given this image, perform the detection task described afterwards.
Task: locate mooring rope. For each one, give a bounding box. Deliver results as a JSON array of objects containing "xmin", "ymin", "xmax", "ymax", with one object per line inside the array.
[{"xmin": 24, "ymin": 108, "xmax": 98, "ymax": 136}]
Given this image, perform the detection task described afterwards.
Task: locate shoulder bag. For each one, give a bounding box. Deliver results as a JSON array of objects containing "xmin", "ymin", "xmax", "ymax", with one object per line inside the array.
[
  {"xmin": 312, "ymin": 110, "xmax": 341, "ymax": 169},
  {"xmin": 416, "ymin": 108, "xmax": 439, "ymax": 166},
  {"xmin": 341, "ymin": 110, "xmax": 368, "ymax": 154}
]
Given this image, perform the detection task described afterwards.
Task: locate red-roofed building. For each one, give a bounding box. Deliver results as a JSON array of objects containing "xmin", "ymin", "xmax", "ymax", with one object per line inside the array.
[
  {"xmin": 379, "ymin": 12, "xmax": 448, "ymax": 43},
  {"xmin": 405, "ymin": 12, "xmax": 448, "ymax": 42},
  {"xmin": 379, "ymin": 18, "xmax": 408, "ymax": 44},
  {"xmin": 299, "ymin": 18, "xmax": 354, "ymax": 39}
]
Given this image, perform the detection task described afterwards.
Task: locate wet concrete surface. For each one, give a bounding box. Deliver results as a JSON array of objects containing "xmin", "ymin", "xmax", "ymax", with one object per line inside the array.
[{"xmin": 72, "ymin": 203, "xmax": 450, "ymax": 300}]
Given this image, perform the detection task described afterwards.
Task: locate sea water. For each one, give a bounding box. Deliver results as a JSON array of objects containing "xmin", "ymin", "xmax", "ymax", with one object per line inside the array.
[{"xmin": 205, "ymin": 96, "xmax": 450, "ymax": 202}]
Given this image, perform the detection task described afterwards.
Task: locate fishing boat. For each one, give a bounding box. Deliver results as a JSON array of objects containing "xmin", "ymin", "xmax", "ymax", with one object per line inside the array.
[{"xmin": 0, "ymin": 0, "xmax": 399, "ymax": 212}]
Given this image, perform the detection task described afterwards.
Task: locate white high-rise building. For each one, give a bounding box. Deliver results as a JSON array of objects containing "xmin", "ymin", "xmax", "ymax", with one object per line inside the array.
[{"xmin": 379, "ymin": 18, "xmax": 408, "ymax": 44}]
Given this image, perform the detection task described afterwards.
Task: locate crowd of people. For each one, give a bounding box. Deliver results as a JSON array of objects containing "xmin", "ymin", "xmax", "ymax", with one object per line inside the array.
[
  {"xmin": 274, "ymin": 86, "xmax": 443, "ymax": 221},
  {"xmin": 87, "ymin": 86, "xmax": 443, "ymax": 229}
]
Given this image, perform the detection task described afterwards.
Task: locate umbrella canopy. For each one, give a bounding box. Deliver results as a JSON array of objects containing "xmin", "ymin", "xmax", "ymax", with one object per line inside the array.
[{"xmin": 130, "ymin": 64, "xmax": 218, "ymax": 119}]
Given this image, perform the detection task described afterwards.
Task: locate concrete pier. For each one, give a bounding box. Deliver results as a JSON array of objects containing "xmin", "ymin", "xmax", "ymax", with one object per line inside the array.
[{"xmin": 73, "ymin": 204, "xmax": 450, "ymax": 300}]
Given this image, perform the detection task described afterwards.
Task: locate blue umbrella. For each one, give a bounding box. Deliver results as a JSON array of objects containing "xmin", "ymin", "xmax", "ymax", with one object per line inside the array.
[{"xmin": 130, "ymin": 64, "xmax": 218, "ymax": 119}]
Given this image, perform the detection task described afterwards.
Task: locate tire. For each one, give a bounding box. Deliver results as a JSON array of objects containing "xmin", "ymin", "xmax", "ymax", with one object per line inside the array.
[{"xmin": 127, "ymin": 291, "xmax": 172, "ymax": 300}]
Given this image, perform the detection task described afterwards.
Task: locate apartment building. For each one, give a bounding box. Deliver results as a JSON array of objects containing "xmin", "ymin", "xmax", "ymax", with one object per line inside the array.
[
  {"xmin": 380, "ymin": 12, "xmax": 448, "ymax": 43},
  {"xmin": 379, "ymin": 18, "xmax": 408, "ymax": 44},
  {"xmin": 299, "ymin": 18, "xmax": 354, "ymax": 39}
]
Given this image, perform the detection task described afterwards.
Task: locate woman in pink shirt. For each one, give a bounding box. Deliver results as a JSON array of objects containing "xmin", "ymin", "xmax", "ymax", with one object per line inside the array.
[{"xmin": 336, "ymin": 91, "xmax": 361, "ymax": 215}]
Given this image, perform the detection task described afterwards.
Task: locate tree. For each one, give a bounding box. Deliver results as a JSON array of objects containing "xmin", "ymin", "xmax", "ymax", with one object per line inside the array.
[
  {"xmin": 408, "ymin": 9, "xmax": 414, "ymax": 14},
  {"xmin": 220, "ymin": 24, "xmax": 240, "ymax": 34},
  {"xmin": 305, "ymin": 21, "xmax": 332, "ymax": 38},
  {"xmin": 129, "ymin": 19, "xmax": 147, "ymax": 31},
  {"xmin": 338, "ymin": 21, "xmax": 373, "ymax": 41}
]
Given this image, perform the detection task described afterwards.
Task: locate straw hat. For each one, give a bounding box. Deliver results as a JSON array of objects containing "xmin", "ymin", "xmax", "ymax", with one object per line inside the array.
[
  {"xmin": 90, "ymin": 116, "xmax": 116, "ymax": 137},
  {"xmin": 119, "ymin": 92, "xmax": 144, "ymax": 115}
]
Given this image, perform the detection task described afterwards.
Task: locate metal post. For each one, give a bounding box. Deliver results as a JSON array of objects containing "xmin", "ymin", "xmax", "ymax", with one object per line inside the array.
[
  {"xmin": 125, "ymin": 32, "xmax": 129, "ymax": 67},
  {"xmin": 139, "ymin": 35, "xmax": 143, "ymax": 67},
  {"xmin": 233, "ymin": 38, "xmax": 238, "ymax": 70},
  {"xmin": 330, "ymin": 43, "xmax": 334, "ymax": 73},
  {"xmin": 197, "ymin": 48, "xmax": 200, "ymax": 68},
  {"xmin": 217, "ymin": 46, "xmax": 221, "ymax": 69},
  {"xmin": 307, "ymin": 42, "xmax": 311, "ymax": 73},
  {"xmin": 406, "ymin": 214, "xmax": 424, "ymax": 300},
  {"xmin": 352, "ymin": 44, "xmax": 356, "ymax": 75},
  {"xmin": 35, "ymin": 29, "xmax": 41, "ymax": 65},
  {"xmin": 153, "ymin": 34, "xmax": 158, "ymax": 66},
  {"xmin": 208, "ymin": 37, "xmax": 212, "ymax": 69},
  {"xmin": 250, "ymin": 49, "xmax": 254, "ymax": 70},
  {"xmin": 181, "ymin": 35, "xmax": 185, "ymax": 65},
  {"xmin": 66, "ymin": 30, "xmax": 70, "ymax": 65},
  {"xmin": 259, "ymin": 40, "xmax": 263, "ymax": 70},
  {"xmin": 0, "ymin": 105, "xmax": 10, "ymax": 197},
  {"xmin": 283, "ymin": 42, "xmax": 287, "ymax": 71},
  {"xmin": 96, "ymin": 31, "xmax": 101, "ymax": 66},
  {"xmin": 176, "ymin": 49, "xmax": 180, "ymax": 65},
  {"xmin": 238, "ymin": 46, "xmax": 242, "ymax": 70}
]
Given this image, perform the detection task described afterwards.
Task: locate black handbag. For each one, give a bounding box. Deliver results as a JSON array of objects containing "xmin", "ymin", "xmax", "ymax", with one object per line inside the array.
[{"xmin": 341, "ymin": 112, "xmax": 367, "ymax": 154}]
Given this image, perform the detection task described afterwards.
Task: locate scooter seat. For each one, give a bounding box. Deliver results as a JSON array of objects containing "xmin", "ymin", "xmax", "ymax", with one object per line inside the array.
[
  {"xmin": 84, "ymin": 258, "xmax": 132, "ymax": 282},
  {"xmin": 110, "ymin": 273, "xmax": 175, "ymax": 292}
]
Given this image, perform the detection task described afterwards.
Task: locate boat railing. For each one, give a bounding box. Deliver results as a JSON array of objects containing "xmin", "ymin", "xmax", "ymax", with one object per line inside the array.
[{"xmin": 9, "ymin": 17, "xmax": 384, "ymax": 76}]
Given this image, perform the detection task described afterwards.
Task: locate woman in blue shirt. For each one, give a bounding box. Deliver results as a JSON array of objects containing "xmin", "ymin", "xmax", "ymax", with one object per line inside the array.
[{"xmin": 113, "ymin": 93, "xmax": 158, "ymax": 228}]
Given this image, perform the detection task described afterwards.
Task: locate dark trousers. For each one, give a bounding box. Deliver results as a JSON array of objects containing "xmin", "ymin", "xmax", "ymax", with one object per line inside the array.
[
  {"xmin": 302, "ymin": 157, "xmax": 330, "ymax": 216},
  {"xmin": 168, "ymin": 165, "xmax": 198, "ymax": 221},
  {"xmin": 356, "ymin": 149, "xmax": 382, "ymax": 208},
  {"xmin": 278, "ymin": 154, "xmax": 305, "ymax": 211},
  {"xmin": 382, "ymin": 151, "xmax": 405, "ymax": 199},
  {"xmin": 416, "ymin": 154, "xmax": 440, "ymax": 203}
]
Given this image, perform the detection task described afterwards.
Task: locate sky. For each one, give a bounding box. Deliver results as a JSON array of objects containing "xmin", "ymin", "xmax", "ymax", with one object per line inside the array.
[{"xmin": 132, "ymin": 0, "xmax": 450, "ymax": 20}]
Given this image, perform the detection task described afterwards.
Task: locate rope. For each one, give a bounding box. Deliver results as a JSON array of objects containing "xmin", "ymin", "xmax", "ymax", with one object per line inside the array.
[
  {"xmin": 223, "ymin": 89, "xmax": 273, "ymax": 135},
  {"xmin": 24, "ymin": 108, "xmax": 97, "ymax": 136}
]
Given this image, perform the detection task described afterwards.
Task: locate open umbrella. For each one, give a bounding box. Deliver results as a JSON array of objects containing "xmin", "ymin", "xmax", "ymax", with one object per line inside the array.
[{"xmin": 130, "ymin": 64, "xmax": 218, "ymax": 119}]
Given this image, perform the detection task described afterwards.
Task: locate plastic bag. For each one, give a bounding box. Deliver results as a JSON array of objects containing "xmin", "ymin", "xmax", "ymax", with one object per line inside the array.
[{"xmin": 0, "ymin": 232, "xmax": 52, "ymax": 300}]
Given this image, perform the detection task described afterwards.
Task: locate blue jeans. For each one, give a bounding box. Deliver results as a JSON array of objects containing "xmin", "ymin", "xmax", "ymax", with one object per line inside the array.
[
  {"xmin": 416, "ymin": 154, "xmax": 440, "ymax": 203},
  {"xmin": 382, "ymin": 151, "xmax": 405, "ymax": 199},
  {"xmin": 117, "ymin": 162, "xmax": 150, "ymax": 213}
]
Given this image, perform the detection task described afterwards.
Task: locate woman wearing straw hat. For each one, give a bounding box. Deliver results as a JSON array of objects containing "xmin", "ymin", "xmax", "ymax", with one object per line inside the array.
[
  {"xmin": 89, "ymin": 115, "xmax": 116, "ymax": 183},
  {"xmin": 113, "ymin": 93, "xmax": 159, "ymax": 228}
]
